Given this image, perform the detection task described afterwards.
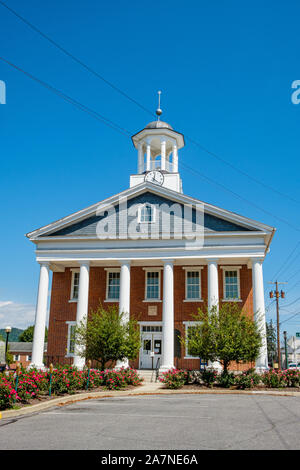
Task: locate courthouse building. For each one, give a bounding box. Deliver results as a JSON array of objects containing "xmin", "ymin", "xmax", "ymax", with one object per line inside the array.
[{"xmin": 27, "ymin": 109, "xmax": 275, "ymax": 371}]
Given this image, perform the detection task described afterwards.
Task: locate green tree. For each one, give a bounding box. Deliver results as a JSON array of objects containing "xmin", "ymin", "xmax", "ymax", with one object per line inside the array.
[
  {"xmin": 183, "ymin": 303, "xmax": 262, "ymax": 374},
  {"xmin": 75, "ymin": 304, "xmax": 141, "ymax": 370},
  {"xmin": 266, "ymin": 320, "xmax": 277, "ymax": 366},
  {"xmin": 19, "ymin": 325, "xmax": 48, "ymax": 342}
]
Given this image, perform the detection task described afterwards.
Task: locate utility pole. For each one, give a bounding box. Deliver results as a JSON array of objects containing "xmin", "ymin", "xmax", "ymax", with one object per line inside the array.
[
  {"xmin": 269, "ymin": 281, "xmax": 286, "ymax": 370},
  {"xmin": 283, "ymin": 331, "xmax": 288, "ymax": 370}
]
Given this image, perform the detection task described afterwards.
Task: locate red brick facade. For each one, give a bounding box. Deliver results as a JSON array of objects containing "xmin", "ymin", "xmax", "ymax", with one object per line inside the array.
[{"xmin": 47, "ymin": 265, "xmax": 254, "ymax": 371}]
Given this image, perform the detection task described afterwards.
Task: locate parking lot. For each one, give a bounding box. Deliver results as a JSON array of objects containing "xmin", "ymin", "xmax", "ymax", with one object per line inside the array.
[{"xmin": 0, "ymin": 393, "xmax": 300, "ymax": 450}]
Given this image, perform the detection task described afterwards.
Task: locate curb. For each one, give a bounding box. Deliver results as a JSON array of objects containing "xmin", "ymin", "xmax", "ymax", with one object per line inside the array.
[{"xmin": 1, "ymin": 386, "xmax": 300, "ymax": 419}]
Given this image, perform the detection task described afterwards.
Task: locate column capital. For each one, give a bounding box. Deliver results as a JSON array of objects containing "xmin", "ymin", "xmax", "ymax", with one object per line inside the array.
[
  {"xmin": 119, "ymin": 260, "xmax": 131, "ymax": 267},
  {"xmin": 206, "ymin": 258, "xmax": 219, "ymax": 264},
  {"xmin": 162, "ymin": 259, "xmax": 174, "ymax": 265},
  {"xmin": 38, "ymin": 261, "xmax": 50, "ymax": 267},
  {"xmin": 251, "ymin": 257, "xmax": 264, "ymax": 265},
  {"xmin": 78, "ymin": 261, "xmax": 90, "ymax": 267}
]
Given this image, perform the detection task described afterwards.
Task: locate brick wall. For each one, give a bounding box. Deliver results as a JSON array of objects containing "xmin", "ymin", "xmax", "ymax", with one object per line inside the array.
[{"xmin": 47, "ymin": 265, "xmax": 254, "ymax": 371}]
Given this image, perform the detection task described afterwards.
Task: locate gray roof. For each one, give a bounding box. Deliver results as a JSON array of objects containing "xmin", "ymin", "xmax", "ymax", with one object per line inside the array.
[
  {"xmin": 8, "ymin": 342, "xmax": 48, "ymax": 353},
  {"xmin": 145, "ymin": 120, "xmax": 173, "ymax": 130}
]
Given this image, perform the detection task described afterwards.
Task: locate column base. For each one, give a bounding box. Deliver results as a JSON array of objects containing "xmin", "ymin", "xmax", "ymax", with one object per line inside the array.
[
  {"xmin": 159, "ymin": 365, "xmax": 175, "ymax": 373},
  {"xmin": 115, "ymin": 359, "xmax": 129, "ymax": 369},
  {"xmin": 73, "ymin": 356, "xmax": 86, "ymax": 370},
  {"xmin": 207, "ymin": 361, "xmax": 222, "ymax": 373},
  {"xmin": 255, "ymin": 366, "xmax": 269, "ymax": 374},
  {"xmin": 28, "ymin": 362, "xmax": 46, "ymax": 371}
]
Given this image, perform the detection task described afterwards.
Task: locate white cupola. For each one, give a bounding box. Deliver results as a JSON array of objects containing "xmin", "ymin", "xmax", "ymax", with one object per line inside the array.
[{"xmin": 130, "ymin": 92, "xmax": 185, "ymax": 193}]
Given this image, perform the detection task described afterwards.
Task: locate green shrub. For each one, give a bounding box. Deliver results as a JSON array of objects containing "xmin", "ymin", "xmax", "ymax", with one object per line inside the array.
[
  {"xmin": 200, "ymin": 369, "xmax": 218, "ymax": 388},
  {"xmin": 217, "ymin": 371, "xmax": 236, "ymax": 388}
]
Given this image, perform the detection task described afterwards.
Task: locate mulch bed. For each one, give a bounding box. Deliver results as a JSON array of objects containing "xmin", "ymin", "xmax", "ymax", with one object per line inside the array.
[{"xmin": 175, "ymin": 384, "xmax": 300, "ymax": 392}]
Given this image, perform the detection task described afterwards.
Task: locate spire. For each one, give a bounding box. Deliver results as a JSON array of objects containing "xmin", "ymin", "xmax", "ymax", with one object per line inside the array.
[{"xmin": 156, "ymin": 90, "xmax": 162, "ymax": 121}]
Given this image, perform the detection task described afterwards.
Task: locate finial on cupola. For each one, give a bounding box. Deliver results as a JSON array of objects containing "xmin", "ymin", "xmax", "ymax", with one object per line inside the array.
[{"xmin": 156, "ymin": 90, "xmax": 162, "ymax": 121}]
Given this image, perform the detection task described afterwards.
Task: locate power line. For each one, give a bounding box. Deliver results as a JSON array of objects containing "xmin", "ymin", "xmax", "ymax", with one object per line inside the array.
[
  {"xmin": 2, "ymin": 55, "xmax": 300, "ymax": 234},
  {"xmin": 271, "ymin": 240, "xmax": 300, "ymax": 282},
  {"xmin": 0, "ymin": 56, "xmax": 131, "ymax": 138},
  {"xmin": 280, "ymin": 311, "xmax": 300, "ymax": 325},
  {"xmin": 179, "ymin": 161, "xmax": 300, "ymax": 231},
  {"xmin": 0, "ymin": 0, "xmax": 154, "ymax": 118},
  {"xmin": 1, "ymin": 0, "xmax": 299, "ymax": 206}
]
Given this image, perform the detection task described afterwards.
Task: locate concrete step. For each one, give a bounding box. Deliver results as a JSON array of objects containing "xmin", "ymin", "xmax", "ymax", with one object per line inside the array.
[{"xmin": 137, "ymin": 370, "xmax": 160, "ymax": 383}]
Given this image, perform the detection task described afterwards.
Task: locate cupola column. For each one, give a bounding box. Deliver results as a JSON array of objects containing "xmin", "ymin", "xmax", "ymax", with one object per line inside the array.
[
  {"xmin": 173, "ymin": 142, "xmax": 178, "ymax": 172},
  {"xmin": 146, "ymin": 140, "xmax": 151, "ymax": 172},
  {"xmin": 138, "ymin": 143, "xmax": 144, "ymax": 174},
  {"xmin": 161, "ymin": 139, "xmax": 166, "ymax": 171}
]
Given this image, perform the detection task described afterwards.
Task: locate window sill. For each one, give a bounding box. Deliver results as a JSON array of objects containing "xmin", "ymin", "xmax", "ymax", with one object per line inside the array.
[
  {"xmin": 222, "ymin": 299, "xmax": 242, "ymax": 302},
  {"xmin": 68, "ymin": 299, "xmax": 78, "ymax": 303},
  {"xmin": 104, "ymin": 299, "xmax": 119, "ymax": 303},
  {"xmin": 183, "ymin": 299, "xmax": 203, "ymax": 302},
  {"xmin": 143, "ymin": 299, "xmax": 162, "ymax": 303},
  {"xmin": 65, "ymin": 354, "xmax": 75, "ymax": 358},
  {"xmin": 184, "ymin": 356, "xmax": 200, "ymax": 360}
]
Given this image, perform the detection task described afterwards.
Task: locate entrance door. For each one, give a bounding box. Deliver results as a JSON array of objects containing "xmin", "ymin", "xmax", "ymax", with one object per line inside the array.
[{"xmin": 140, "ymin": 331, "xmax": 162, "ymax": 369}]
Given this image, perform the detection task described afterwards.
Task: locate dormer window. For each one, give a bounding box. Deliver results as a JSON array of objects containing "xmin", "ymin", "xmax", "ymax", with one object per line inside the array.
[{"xmin": 139, "ymin": 204, "xmax": 155, "ymax": 223}]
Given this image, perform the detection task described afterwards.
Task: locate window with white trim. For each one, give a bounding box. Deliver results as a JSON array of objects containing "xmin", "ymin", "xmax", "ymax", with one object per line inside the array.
[
  {"xmin": 13, "ymin": 354, "xmax": 20, "ymax": 361},
  {"xmin": 66, "ymin": 322, "xmax": 76, "ymax": 356},
  {"xmin": 27, "ymin": 355, "xmax": 32, "ymax": 361},
  {"xmin": 186, "ymin": 270, "xmax": 201, "ymax": 300},
  {"xmin": 223, "ymin": 269, "xmax": 240, "ymax": 300},
  {"xmin": 139, "ymin": 204, "xmax": 155, "ymax": 223},
  {"xmin": 146, "ymin": 271, "xmax": 160, "ymax": 300},
  {"xmin": 184, "ymin": 322, "xmax": 201, "ymax": 358},
  {"xmin": 106, "ymin": 271, "xmax": 120, "ymax": 300},
  {"xmin": 70, "ymin": 270, "xmax": 80, "ymax": 300}
]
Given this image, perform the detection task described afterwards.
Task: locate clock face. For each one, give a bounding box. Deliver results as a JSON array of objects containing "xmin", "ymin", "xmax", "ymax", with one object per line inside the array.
[{"xmin": 144, "ymin": 170, "xmax": 164, "ymax": 186}]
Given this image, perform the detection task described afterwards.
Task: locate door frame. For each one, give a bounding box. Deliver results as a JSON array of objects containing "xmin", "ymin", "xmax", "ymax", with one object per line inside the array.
[{"xmin": 138, "ymin": 321, "xmax": 163, "ymax": 369}]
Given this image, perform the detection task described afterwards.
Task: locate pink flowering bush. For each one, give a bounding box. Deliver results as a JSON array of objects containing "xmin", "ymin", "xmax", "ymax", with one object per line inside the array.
[
  {"xmin": 102, "ymin": 368, "xmax": 143, "ymax": 390},
  {"xmin": 261, "ymin": 369, "xmax": 300, "ymax": 388},
  {"xmin": 235, "ymin": 370, "xmax": 261, "ymax": 389},
  {"xmin": 159, "ymin": 369, "xmax": 187, "ymax": 389},
  {"xmin": 0, "ymin": 366, "xmax": 142, "ymax": 410}
]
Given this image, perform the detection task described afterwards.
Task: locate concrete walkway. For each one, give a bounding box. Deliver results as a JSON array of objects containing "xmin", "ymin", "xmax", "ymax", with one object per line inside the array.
[{"xmin": 1, "ymin": 382, "xmax": 300, "ymax": 420}]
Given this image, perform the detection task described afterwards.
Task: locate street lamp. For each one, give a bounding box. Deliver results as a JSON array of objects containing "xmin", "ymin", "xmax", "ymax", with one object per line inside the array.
[{"xmin": 5, "ymin": 326, "xmax": 11, "ymax": 369}]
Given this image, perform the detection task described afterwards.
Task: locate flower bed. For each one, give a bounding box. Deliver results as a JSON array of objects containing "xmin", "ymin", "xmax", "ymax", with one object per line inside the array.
[
  {"xmin": 0, "ymin": 366, "xmax": 143, "ymax": 410},
  {"xmin": 159, "ymin": 368, "xmax": 300, "ymax": 391}
]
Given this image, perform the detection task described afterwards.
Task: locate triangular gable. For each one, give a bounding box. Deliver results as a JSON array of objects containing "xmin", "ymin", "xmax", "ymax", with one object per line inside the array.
[{"xmin": 26, "ymin": 182, "xmax": 275, "ymax": 240}]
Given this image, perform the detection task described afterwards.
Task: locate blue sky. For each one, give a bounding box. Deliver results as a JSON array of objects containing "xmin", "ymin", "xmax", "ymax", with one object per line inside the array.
[{"xmin": 0, "ymin": 0, "xmax": 300, "ymax": 338}]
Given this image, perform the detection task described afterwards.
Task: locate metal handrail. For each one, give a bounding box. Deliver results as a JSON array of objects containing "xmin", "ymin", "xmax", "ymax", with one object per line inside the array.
[{"xmin": 155, "ymin": 356, "xmax": 160, "ymax": 382}]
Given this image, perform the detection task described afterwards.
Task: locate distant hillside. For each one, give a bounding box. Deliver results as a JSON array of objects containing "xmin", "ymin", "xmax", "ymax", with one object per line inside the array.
[{"xmin": 0, "ymin": 328, "xmax": 24, "ymax": 342}]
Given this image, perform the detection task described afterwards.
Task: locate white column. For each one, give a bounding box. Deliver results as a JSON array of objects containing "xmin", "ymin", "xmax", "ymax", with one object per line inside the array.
[
  {"xmin": 73, "ymin": 262, "xmax": 90, "ymax": 369},
  {"xmin": 160, "ymin": 260, "xmax": 175, "ymax": 371},
  {"xmin": 207, "ymin": 259, "xmax": 222, "ymax": 371},
  {"xmin": 30, "ymin": 262, "xmax": 50, "ymax": 369},
  {"xmin": 252, "ymin": 258, "xmax": 268, "ymax": 371},
  {"xmin": 207, "ymin": 259, "xmax": 219, "ymax": 311},
  {"xmin": 173, "ymin": 142, "xmax": 178, "ymax": 172},
  {"xmin": 161, "ymin": 139, "xmax": 166, "ymax": 171},
  {"xmin": 138, "ymin": 143, "xmax": 143, "ymax": 173},
  {"xmin": 116, "ymin": 261, "xmax": 131, "ymax": 369},
  {"xmin": 146, "ymin": 141, "xmax": 151, "ymax": 171}
]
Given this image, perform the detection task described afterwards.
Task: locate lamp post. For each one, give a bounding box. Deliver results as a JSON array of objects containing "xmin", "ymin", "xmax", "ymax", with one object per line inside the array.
[{"xmin": 5, "ymin": 326, "xmax": 11, "ymax": 369}]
